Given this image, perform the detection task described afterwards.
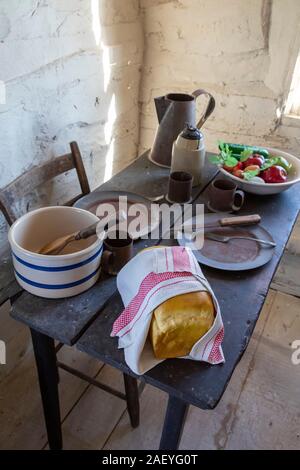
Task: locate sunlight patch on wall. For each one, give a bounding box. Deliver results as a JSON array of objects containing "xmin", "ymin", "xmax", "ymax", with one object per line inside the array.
[
  {"xmin": 91, "ymin": 0, "xmax": 116, "ymax": 182},
  {"xmin": 91, "ymin": 0, "xmax": 111, "ymax": 92},
  {"xmin": 91, "ymin": 0, "xmax": 101, "ymax": 46},
  {"xmin": 285, "ymin": 50, "xmax": 300, "ymax": 116},
  {"xmin": 104, "ymin": 94, "xmax": 116, "ymax": 143},
  {"xmin": 104, "ymin": 139, "xmax": 115, "ymax": 182},
  {"xmin": 104, "ymin": 94, "xmax": 117, "ymax": 181},
  {"xmin": 102, "ymin": 46, "xmax": 111, "ymax": 93}
]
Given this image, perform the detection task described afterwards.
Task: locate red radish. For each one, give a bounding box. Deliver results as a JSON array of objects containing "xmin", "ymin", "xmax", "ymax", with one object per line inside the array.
[
  {"xmin": 244, "ymin": 154, "xmax": 265, "ymax": 167},
  {"xmin": 261, "ymin": 165, "xmax": 287, "ymax": 183},
  {"xmin": 223, "ymin": 164, "xmax": 234, "ymax": 172},
  {"xmin": 223, "ymin": 161, "xmax": 243, "ymax": 173},
  {"xmin": 232, "ymin": 162, "xmax": 244, "ymax": 172},
  {"xmin": 233, "ymin": 169, "xmax": 244, "ymax": 178}
]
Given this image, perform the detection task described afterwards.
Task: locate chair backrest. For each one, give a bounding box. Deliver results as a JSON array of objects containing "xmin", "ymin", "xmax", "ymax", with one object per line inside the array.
[{"xmin": 0, "ymin": 141, "xmax": 90, "ymax": 226}]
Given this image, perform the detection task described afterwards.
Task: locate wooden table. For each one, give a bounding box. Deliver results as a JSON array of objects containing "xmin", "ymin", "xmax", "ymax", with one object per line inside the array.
[{"xmin": 6, "ymin": 151, "xmax": 300, "ymax": 450}]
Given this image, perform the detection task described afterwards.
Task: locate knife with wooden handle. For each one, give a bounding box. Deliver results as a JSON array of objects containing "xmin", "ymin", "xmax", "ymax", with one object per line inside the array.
[
  {"xmin": 210, "ymin": 214, "xmax": 261, "ymax": 228},
  {"xmin": 183, "ymin": 214, "xmax": 261, "ymax": 238}
]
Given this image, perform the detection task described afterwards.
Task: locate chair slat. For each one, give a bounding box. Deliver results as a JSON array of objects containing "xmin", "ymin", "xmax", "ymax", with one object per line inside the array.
[
  {"xmin": 1, "ymin": 154, "xmax": 74, "ymax": 205},
  {"xmin": 70, "ymin": 142, "xmax": 90, "ymax": 195},
  {"xmin": 0, "ymin": 142, "xmax": 90, "ymax": 226}
]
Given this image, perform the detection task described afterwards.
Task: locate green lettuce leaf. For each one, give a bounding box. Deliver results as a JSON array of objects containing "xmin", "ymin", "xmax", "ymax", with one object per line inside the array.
[
  {"xmin": 243, "ymin": 169, "xmax": 260, "ymax": 180},
  {"xmin": 224, "ymin": 156, "xmax": 239, "ymax": 167},
  {"xmin": 240, "ymin": 148, "xmax": 253, "ymax": 162}
]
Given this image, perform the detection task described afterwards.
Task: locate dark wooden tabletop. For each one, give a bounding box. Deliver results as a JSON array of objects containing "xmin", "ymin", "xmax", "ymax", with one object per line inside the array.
[
  {"xmin": 9, "ymin": 151, "xmax": 217, "ymax": 345},
  {"xmin": 5, "ymin": 147, "xmax": 300, "ymax": 409},
  {"xmin": 77, "ymin": 175, "xmax": 300, "ymax": 409},
  {"xmin": 0, "ymin": 242, "xmax": 21, "ymax": 307}
]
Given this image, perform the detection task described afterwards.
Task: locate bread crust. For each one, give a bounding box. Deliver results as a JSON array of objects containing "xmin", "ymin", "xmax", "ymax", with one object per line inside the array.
[{"xmin": 149, "ymin": 291, "xmax": 215, "ymax": 359}]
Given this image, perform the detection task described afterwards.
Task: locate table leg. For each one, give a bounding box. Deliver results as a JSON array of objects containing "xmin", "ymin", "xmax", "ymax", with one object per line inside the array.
[
  {"xmin": 123, "ymin": 373, "xmax": 140, "ymax": 428},
  {"xmin": 30, "ymin": 329, "xmax": 62, "ymax": 450},
  {"xmin": 159, "ymin": 395, "xmax": 189, "ymax": 450}
]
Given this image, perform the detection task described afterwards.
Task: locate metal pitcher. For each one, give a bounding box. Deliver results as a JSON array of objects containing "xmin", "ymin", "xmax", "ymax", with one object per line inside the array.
[{"xmin": 149, "ymin": 89, "xmax": 215, "ymax": 168}]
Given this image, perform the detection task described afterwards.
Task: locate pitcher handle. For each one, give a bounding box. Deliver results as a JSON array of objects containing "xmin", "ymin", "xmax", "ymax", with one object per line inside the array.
[{"xmin": 192, "ymin": 89, "xmax": 216, "ymax": 129}]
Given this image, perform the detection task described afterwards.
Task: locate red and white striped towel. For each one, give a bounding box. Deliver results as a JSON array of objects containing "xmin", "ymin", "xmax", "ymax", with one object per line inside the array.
[{"xmin": 111, "ymin": 246, "xmax": 225, "ymax": 375}]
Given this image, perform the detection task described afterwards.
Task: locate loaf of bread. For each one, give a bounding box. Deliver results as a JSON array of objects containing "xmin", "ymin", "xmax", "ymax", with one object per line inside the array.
[{"xmin": 149, "ymin": 291, "xmax": 215, "ymax": 359}]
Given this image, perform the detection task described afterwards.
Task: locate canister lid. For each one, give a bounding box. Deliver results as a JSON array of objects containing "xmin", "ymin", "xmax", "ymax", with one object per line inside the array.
[{"xmin": 181, "ymin": 124, "xmax": 203, "ymax": 140}]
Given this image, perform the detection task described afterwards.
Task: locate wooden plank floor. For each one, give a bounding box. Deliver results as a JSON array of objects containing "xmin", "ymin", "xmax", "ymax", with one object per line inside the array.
[
  {"xmin": 1, "ymin": 216, "xmax": 300, "ymax": 450},
  {"xmin": 271, "ymin": 215, "xmax": 300, "ymax": 297}
]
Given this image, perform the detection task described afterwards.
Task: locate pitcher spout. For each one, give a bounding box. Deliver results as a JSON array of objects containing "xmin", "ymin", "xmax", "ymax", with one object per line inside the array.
[{"xmin": 154, "ymin": 96, "xmax": 171, "ymax": 123}]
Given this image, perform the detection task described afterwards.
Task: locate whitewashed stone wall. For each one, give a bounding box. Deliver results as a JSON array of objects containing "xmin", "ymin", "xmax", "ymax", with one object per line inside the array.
[
  {"xmin": 1, "ymin": 0, "xmax": 300, "ymax": 235},
  {"xmin": 0, "ymin": 0, "xmax": 143, "ymax": 381},
  {"xmin": 0, "ymin": 0, "xmax": 300, "ymax": 383},
  {"xmin": 139, "ymin": 0, "xmax": 300, "ymax": 156},
  {"xmin": 0, "ymin": 0, "xmax": 143, "ymax": 242}
]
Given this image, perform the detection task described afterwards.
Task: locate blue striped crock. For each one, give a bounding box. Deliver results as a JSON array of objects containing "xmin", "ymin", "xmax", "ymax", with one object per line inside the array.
[{"xmin": 8, "ymin": 206, "xmax": 103, "ymax": 299}]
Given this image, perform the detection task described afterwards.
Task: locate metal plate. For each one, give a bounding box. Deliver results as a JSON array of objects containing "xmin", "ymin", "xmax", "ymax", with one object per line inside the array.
[
  {"xmin": 177, "ymin": 213, "xmax": 275, "ymax": 271},
  {"xmin": 74, "ymin": 190, "xmax": 160, "ymax": 240}
]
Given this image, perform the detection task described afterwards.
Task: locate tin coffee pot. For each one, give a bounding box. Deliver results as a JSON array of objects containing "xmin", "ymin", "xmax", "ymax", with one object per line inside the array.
[{"xmin": 149, "ymin": 89, "xmax": 215, "ymax": 168}]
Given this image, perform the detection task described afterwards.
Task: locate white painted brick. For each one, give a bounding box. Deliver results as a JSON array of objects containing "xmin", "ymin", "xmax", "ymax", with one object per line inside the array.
[
  {"xmin": 0, "ymin": 0, "xmax": 142, "ymax": 247},
  {"xmin": 139, "ymin": 0, "xmax": 300, "ymax": 156},
  {"xmin": 99, "ymin": 0, "xmax": 140, "ymax": 26},
  {"xmin": 143, "ymin": 0, "xmax": 265, "ymax": 55}
]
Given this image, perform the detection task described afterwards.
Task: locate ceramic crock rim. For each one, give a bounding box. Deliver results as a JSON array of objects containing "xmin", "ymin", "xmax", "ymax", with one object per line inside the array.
[{"xmin": 8, "ymin": 206, "xmax": 102, "ymax": 261}]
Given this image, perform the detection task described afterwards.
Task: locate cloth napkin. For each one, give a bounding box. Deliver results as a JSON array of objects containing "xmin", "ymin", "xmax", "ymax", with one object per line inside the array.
[{"xmin": 111, "ymin": 246, "xmax": 225, "ymax": 375}]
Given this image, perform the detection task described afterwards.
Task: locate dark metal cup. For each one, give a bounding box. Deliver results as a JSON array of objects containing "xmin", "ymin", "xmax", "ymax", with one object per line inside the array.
[
  {"xmin": 101, "ymin": 231, "xmax": 133, "ymax": 276},
  {"xmin": 167, "ymin": 171, "xmax": 193, "ymax": 203},
  {"xmin": 208, "ymin": 178, "xmax": 244, "ymax": 212}
]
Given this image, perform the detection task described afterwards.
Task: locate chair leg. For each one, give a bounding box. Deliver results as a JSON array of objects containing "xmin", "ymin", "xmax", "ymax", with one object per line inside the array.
[
  {"xmin": 123, "ymin": 373, "xmax": 140, "ymax": 428},
  {"xmin": 159, "ymin": 395, "xmax": 188, "ymax": 450},
  {"xmin": 30, "ymin": 329, "xmax": 62, "ymax": 450}
]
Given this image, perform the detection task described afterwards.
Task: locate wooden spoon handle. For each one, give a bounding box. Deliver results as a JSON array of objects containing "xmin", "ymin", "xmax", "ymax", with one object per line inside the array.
[
  {"xmin": 75, "ymin": 211, "xmax": 128, "ymax": 241},
  {"xmin": 75, "ymin": 222, "xmax": 98, "ymax": 240},
  {"xmin": 219, "ymin": 214, "xmax": 261, "ymax": 227}
]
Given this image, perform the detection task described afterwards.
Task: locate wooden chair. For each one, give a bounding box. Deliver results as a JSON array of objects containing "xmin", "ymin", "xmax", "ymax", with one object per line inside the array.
[
  {"xmin": 0, "ymin": 141, "xmax": 90, "ymax": 226},
  {"xmin": 0, "ymin": 142, "xmax": 140, "ymax": 441}
]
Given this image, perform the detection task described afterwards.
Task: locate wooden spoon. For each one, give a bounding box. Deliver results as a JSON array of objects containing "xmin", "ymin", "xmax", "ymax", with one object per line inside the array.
[{"xmin": 39, "ymin": 211, "xmax": 127, "ymax": 255}]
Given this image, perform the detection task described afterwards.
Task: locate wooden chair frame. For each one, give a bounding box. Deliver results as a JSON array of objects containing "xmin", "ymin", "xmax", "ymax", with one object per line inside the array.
[
  {"xmin": 0, "ymin": 141, "xmax": 90, "ymax": 226},
  {"xmin": 0, "ymin": 142, "xmax": 141, "ymax": 439}
]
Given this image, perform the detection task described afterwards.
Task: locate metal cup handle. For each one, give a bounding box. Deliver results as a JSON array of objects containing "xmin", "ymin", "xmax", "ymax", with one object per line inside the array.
[
  {"xmin": 232, "ymin": 190, "xmax": 245, "ymax": 212},
  {"xmin": 101, "ymin": 250, "xmax": 115, "ymax": 274}
]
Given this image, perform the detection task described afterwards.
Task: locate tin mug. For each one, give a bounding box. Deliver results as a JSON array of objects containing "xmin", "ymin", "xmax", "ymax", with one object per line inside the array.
[
  {"xmin": 167, "ymin": 171, "xmax": 193, "ymax": 203},
  {"xmin": 101, "ymin": 231, "xmax": 133, "ymax": 276},
  {"xmin": 208, "ymin": 179, "xmax": 244, "ymax": 212}
]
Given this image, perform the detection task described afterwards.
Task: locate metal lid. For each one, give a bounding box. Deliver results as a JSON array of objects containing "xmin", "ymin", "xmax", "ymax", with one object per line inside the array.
[{"xmin": 180, "ymin": 124, "xmax": 202, "ymax": 140}]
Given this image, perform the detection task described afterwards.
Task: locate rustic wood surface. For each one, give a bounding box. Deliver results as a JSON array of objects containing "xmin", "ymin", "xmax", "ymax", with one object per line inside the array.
[
  {"xmin": 0, "ymin": 243, "xmax": 22, "ymax": 307},
  {"xmin": 77, "ymin": 177, "xmax": 300, "ymax": 409},
  {"xmin": 102, "ymin": 290, "xmax": 300, "ymax": 451},
  {"xmin": 9, "ymin": 151, "xmax": 217, "ymax": 345},
  {"xmin": 271, "ymin": 214, "xmax": 300, "ymax": 297},
  {"xmin": 76, "ymin": 151, "xmax": 217, "ymax": 201},
  {"xmin": 3, "ymin": 289, "xmax": 300, "ymax": 449},
  {"xmin": 0, "ymin": 346, "xmax": 105, "ymax": 449}
]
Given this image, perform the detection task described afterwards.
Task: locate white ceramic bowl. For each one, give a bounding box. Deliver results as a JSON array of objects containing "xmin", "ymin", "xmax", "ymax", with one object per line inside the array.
[
  {"xmin": 8, "ymin": 206, "xmax": 103, "ymax": 299},
  {"xmin": 219, "ymin": 147, "xmax": 300, "ymax": 195}
]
